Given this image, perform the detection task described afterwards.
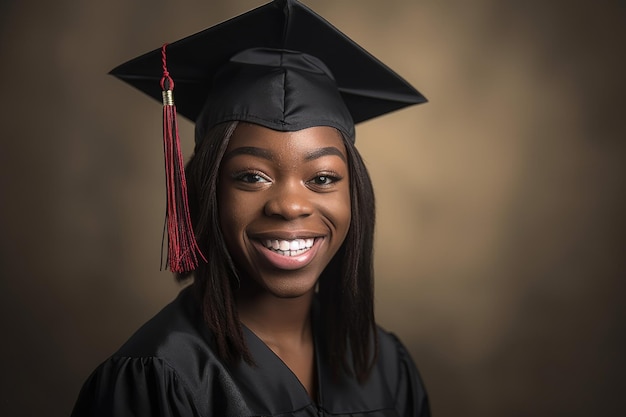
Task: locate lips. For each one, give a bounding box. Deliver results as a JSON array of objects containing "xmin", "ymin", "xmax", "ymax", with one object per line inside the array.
[{"xmin": 251, "ymin": 236, "xmax": 323, "ymax": 271}]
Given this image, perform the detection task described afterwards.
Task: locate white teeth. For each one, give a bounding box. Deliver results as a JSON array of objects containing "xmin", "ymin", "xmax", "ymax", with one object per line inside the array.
[{"xmin": 262, "ymin": 238, "xmax": 316, "ymax": 256}]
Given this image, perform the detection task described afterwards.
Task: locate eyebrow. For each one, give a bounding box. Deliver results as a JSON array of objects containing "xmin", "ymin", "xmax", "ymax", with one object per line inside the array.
[
  {"xmin": 304, "ymin": 147, "xmax": 347, "ymax": 163},
  {"xmin": 222, "ymin": 146, "xmax": 274, "ymax": 162},
  {"xmin": 223, "ymin": 146, "xmax": 347, "ymax": 163}
]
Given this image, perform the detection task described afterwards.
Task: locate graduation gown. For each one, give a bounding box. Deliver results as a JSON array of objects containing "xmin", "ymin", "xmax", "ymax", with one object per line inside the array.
[{"xmin": 72, "ymin": 287, "xmax": 430, "ymax": 417}]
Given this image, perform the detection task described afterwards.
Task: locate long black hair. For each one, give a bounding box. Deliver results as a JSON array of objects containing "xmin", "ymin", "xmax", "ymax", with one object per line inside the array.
[{"xmin": 180, "ymin": 121, "xmax": 378, "ymax": 381}]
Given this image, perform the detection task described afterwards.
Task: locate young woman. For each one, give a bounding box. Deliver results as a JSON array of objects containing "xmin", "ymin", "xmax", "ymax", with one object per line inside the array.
[{"xmin": 72, "ymin": 1, "xmax": 430, "ymax": 416}]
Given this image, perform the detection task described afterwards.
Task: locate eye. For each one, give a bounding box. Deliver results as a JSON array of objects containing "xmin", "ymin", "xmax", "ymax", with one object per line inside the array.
[
  {"xmin": 307, "ymin": 172, "xmax": 342, "ymax": 190},
  {"xmin": 312, "ymin": 175, "xmax": 335, "ymax": 185},
  {"xmin": 235, "ymin": 172, "xmax": 270, "ymax": 184}
]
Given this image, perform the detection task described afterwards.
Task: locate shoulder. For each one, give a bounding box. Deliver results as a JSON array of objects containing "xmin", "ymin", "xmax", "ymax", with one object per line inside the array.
[
  {"xmin": 108, "ymin": 285, "xmax": 225, "ymax": 400},
  {"xmin": 72, "ymin": 354, "xmax": 201, "ymax": 417},
  {"xmin": 114, "ymin": 285, "xmax": 207, "ymax": 359},
  {"xmin": 375, "ymin": 327, "xmax": 412, "ymax": 381},
  {"xmin": 72, "ymin": 286, "xmax": 246, "ymax": 417},
  {"xmin": 374, "ymin": 326, "xmax": 431, "ymax": 417}
]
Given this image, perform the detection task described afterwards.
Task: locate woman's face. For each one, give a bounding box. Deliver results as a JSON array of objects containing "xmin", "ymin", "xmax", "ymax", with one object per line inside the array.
[{"xmin": 217, "ymin": 123, "xmax": 351, "ymax": 299}]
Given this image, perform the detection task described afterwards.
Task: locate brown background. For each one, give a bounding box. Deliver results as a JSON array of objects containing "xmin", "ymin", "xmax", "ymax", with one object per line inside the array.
[{"xmin": 1, "ymin": 0, "xmax": 625, "ymax": 416}]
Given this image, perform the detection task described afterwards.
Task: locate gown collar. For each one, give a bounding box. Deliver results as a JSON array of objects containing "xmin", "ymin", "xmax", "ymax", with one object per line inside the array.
[{"xmin": 226, "ymin": 298, "xmax": 395, "ymax": 416}]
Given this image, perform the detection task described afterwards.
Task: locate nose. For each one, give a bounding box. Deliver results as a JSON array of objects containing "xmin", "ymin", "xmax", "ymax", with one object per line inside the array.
[{"xmin": 263, "ymin": 181, "xmax": 313, "ymax": 220}]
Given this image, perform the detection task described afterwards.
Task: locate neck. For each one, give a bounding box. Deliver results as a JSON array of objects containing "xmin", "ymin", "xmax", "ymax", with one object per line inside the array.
[
  {"xmin": 237, "ymin": 287, "xmax": 318, "ymax": 400},
  {"xmin": 236, "ymin": 289, "xmax": 315, "ymax": 345}
]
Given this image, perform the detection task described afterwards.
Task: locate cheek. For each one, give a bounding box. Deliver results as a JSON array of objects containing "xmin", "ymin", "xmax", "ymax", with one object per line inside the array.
[
  {"xmin": 324, "ymin": 187, "xmax": 352, "ymax": 237},
  {"xmin": 217, "ymin": 186, "xmax": 265, "ymax": 243},
  {"xmin": 217, "ymin": 186, "xmax": 245, "ymax": 240},
  {"xmin": 340, "ymin": 196, "xmax": 352, "ymax": 235}
]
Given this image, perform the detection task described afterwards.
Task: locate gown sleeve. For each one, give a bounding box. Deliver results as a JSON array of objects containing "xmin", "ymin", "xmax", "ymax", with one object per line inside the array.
[
  {"xmin": 71, "ymin": 356, "xmax": 202, "ymax": 417},
  {"xmin": 390, "ymin": 334, "xmax": 431, "ymax": 417}
]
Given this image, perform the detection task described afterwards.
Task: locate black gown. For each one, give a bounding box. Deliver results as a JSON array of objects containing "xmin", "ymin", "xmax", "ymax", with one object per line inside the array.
[{"xmin": 72, "ymin": 286, "xmax": 430, "ymax": 417}]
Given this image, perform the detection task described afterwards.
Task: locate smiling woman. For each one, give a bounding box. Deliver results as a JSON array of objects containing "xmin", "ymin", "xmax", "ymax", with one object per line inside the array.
[
  {"xmin": 71, "ymin": 1, "xmax": 430, "ymax": 416},
  {"xmin": 218, "ymin": 125, "xmax": 351, "ymax": 294}
]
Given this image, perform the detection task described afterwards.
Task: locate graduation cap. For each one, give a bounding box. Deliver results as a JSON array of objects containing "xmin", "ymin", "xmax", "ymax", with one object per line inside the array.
[{"xmin": 110, "ymin": 0, "xmax": 426, "ymax": 273}]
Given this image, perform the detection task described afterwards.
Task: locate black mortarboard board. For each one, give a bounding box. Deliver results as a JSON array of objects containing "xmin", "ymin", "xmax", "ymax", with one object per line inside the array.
[
  {"xmin": 109, "ymin": 0, "xmax": 426, "ymax": 273},
  {"xmin": 110, "ymin": 0, "xmax": 426, "ymax": 141}
]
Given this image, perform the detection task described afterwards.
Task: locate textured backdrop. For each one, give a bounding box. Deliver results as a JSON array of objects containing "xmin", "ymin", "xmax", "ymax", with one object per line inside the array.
[{"xmin": 1, "ymin": 1, "xmax": 625, "ymax": 416}]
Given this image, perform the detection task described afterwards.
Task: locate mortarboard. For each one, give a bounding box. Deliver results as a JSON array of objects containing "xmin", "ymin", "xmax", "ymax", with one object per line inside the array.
[{"xmin": 110, "ymin": 0, "xmax": 426, "ymax": 273}]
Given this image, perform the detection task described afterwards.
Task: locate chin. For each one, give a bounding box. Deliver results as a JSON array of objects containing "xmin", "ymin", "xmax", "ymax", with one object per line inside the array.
[
  {"xmin": 264, "ymin": 278, "xmax": 317, "ymax": 298},
  {"xmin": 253, "ymin": 270, "xmax": 320, "ymax": 299},
  {"xmin": 268, "ymin": 284, "xmax": 316, "ymax": 299}
]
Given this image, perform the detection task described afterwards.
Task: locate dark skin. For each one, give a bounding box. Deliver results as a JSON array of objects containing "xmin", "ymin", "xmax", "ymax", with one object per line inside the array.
[
  {"xmin": 217, "ymin": 123, "xmax": 351, "ymax": 398},
  {"xmin": 237, "ymin": 289, "xmax": 317, "ymax": 397}
]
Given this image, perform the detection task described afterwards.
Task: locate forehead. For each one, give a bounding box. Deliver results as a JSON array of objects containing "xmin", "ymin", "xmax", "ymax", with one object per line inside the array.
[{"xmin": 225, "ymin": 123, "xmax": 347, "ymax": 159}]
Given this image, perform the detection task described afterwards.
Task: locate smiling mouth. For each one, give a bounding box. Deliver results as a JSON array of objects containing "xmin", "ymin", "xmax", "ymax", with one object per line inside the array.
[{"xmin": 261, "ymin": 238, "xmax": 316, "ymax": 257}]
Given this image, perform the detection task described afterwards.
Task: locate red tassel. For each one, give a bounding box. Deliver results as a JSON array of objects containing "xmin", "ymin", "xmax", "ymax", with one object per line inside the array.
[{"xmin": 160, "ymin": 44, "xmax": 206, "ymax": 273}]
